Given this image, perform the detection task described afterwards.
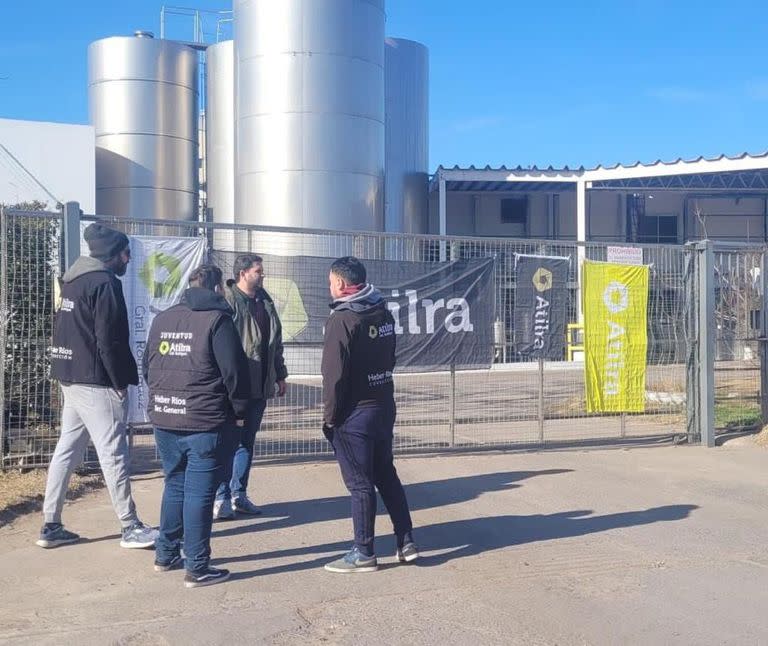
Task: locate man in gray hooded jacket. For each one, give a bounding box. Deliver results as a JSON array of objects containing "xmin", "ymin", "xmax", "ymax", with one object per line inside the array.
[{"xmin": 38, "ymin": 223, "xmax": 157, "ymax": 550}]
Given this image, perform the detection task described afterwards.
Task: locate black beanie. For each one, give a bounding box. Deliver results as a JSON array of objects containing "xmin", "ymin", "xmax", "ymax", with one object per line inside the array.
[{"xmin": 84, "ymin": 223, "xmax": 130, "ymax": 261}]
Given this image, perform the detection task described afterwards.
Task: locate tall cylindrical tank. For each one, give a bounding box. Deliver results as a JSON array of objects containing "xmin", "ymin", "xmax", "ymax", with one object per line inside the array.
[
  {"xmin": 205, "ymin": 40, "xmax": 235, "ymax": 228},
  {"xmin": 234, "ymin": 0, "xmax": 385, "ymax": 233},
  {"xmin": 385, "ymin": 37, "xmax": 429, "ymax": 235},
  {"xmin": 89, "ymin": 33, "xmax": 199, "ymax": 220}
]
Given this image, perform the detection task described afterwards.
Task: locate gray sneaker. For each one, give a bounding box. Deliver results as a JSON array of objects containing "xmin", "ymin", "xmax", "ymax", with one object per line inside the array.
[
  {"xmin": 120, "ymin": 521, "xmax": 158, "ymax": 549},
  {"xmin": 324, "ymin": 547, "xmax": 378, "ymax": 573},
  {"xmin": 232, "ymin": 496, "xmax": 261, "ymax": 516},
  {"xmin": 213, "ymin": 498, "xmax": 235, "ymax": 520},
  {"xmin": 36, "ymin": 523, "xmax": 80, "ymax": 548},
  {"xmin": 396, "ymin": 542, "xmax": 419, "ymax": 563}
]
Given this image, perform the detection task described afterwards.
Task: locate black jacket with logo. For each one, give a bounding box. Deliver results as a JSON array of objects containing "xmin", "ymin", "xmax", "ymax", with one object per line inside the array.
[
  {"xmin": 143, "ymin": 287, "xmax": 251, "ymax": 432},
  {"xmin": 51, "ymin": 256, "xmax": 138, "ymax": 389},
  {"xmin": 321, "ymin": 284, "xmax": 396, "ymax": 427}
]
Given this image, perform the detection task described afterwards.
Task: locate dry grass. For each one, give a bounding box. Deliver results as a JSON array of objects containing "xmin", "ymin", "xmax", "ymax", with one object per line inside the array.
[
  {"xmin": 754, "ymin": 426, "xmax": 768, "ymax": 448},
  {"xmin": 0, "ymin": 469, "xmax": 103, "ymax": 528}
]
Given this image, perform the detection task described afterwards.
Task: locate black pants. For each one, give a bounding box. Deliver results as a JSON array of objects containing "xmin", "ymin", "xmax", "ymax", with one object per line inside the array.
[{"xmin": 329, "ymin": 404, "xmax": 413, "ymax": 556}]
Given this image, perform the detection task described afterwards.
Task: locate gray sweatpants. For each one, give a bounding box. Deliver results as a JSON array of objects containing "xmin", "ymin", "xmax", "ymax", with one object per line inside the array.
[{"xmin": 42, "ymin": 384, "xmax": 138, "ymax": 528}]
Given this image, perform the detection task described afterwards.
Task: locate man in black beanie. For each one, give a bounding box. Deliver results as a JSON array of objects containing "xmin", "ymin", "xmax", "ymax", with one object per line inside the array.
[{"xmin": 37, "ymin": 222, "xmax": 158, "ymax": 550}]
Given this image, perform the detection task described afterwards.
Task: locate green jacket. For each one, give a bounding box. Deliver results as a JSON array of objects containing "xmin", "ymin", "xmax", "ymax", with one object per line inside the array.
[{"xmin": 224, "ymin": 281, "xmax": 288, "ymax": 399}]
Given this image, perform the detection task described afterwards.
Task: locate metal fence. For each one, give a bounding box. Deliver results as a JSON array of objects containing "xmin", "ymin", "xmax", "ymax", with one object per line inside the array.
[
  {"xmin": 1, "ymin": 208, "xmax": 63, "ymax": 467},
  {"xmin": 712, "ymin": 248, "xmax": 764, "ymax": 432},
  {"xmin": 1, "ymin": 204, "xmax": 765, "ymax": 470}
]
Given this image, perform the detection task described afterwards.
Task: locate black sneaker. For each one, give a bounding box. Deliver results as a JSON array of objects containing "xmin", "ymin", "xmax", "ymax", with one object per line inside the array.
[
  {"xmin": 36, "ymin": 523, "xmax": 80, "ymax": 548},
  {"xmin": 184, "ymin": 567, "xmax": 231, "ymax": 588},
  {"xmin": 154, "ymin": 554, "xmax": 185, "ymax": 572},
  {"xmin": 396, "ymin": 542, "xmax": 419, "ymax": 563}
]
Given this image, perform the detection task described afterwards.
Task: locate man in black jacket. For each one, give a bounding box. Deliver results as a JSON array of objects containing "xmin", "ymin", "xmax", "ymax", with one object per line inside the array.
[
  {"xmin": 38, "ymin": 223, "xmax": 157, "ymax": 550},
  {"xmin": 144, "ymin": 264, "xmax": 250, "ymax": 588},
  {"xmin": 321, "ymin": 256, "xmax": 418, "ymax": 573}
]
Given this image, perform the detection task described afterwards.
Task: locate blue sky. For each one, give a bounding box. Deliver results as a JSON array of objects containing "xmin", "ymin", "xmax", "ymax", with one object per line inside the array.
[{"xmin": 2, "ymin": 0, "xmax": 768, "ymax": 169}]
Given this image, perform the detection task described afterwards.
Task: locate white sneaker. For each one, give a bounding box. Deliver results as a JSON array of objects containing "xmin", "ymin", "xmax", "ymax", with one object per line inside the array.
[{"xmin": 213, "ymin": 498, "xmax": 235, "ymax": 520}]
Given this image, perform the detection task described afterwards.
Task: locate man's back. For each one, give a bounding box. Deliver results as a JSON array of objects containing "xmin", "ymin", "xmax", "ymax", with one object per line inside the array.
[
  {"xmin": 51, "ymin": 256, "xmax": 137, "ymax": 389},
  {"xmin": 322, "ymin": 285, "xmax": 396, "ymax": 427},
  {"xmin": 145, "ymin": 286, "xmax": 250, "ymax": 432}
]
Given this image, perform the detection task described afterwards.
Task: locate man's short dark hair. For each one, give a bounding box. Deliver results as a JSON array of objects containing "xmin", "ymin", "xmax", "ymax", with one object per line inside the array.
[
  {"xmin": 189, "ymin": 264, "xmax": 223, "ymax": 291},
  {"xmin": 330, "ymin": 256, "xmax": 366, "ymax": 285},
  {"xmin": 233, "ymin": 253, "xmax": 263, "ymax": 280}
]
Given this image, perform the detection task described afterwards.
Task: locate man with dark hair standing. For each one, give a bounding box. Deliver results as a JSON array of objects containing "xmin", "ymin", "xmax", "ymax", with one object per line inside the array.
[
  {"xmin": 38, "ymin": 222, "xmax": 157, "ymax": 550},
  {"xmin": 321, "ymin": 256, "xmax": 418, "ymax": 573},
  {"xmin": 144, "ymin": 264, "xmax": 250, "ymax": 588},
  {"xmin": 213, "ymin": 253, "xmax": 288, "ymax": 519}
]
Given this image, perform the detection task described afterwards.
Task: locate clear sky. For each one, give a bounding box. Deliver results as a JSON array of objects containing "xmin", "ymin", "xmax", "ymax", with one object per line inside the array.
[{"xmin": 2, "ymin": 0, "xmax": 768, "ymax": 170}]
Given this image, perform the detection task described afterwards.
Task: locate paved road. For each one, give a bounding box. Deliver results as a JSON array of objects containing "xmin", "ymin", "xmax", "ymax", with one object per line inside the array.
[{"xmin": 1, "ymin": 442, "xmax": 767, "ymax": 644}]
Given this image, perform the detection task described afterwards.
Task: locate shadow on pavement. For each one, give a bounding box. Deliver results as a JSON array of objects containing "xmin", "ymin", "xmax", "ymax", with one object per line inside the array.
[
  {"xmin": 214, "ymin": 469, "xmax": 573, "ymax": 539},
  {"xmin": 224, "ymin": 503, "xmax": 699, "ymax": 580}
]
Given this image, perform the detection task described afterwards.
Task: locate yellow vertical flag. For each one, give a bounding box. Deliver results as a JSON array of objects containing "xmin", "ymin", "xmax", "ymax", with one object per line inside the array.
[{"xmin": 583, "ymin": 260, "xmax": 649, "ymax": 413}]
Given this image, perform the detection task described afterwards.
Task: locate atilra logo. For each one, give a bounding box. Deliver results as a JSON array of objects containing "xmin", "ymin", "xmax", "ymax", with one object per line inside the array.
[
  {"xmin": 158, "ymin": 332, "xmax": 193, "ymax": 357},
  {"xmin": 385, "ymin": 290, "xmax": 473, "ymax": 334},
  {"xmin": 139, "ymin": 251, "xmax": 183, "ymax": 299},
  {"xmin": 602, "ymin": 281, "xmax": 630, "ymax": 397},
  {"xmin": 532, "ymin": 267, "xmax": 554, "ymax": 292}
]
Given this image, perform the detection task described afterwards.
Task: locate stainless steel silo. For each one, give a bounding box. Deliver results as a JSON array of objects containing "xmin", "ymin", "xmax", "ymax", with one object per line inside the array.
[
  {"xmin": 234, "ymin": 0, "xmax": 385, "ymax": 234},
  {"xmin": 385, "ymin": 37, "xmax": 429, "ymax": 235},
  {"xmin": 89, "ymin": 33, "xmax": 199, "ymax": 220},
  {"xmin": 205, "ymin": 40, "xmax": 235, "ymax": 230}
]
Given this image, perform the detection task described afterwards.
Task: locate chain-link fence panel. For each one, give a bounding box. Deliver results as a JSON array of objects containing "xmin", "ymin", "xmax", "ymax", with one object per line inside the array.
[
  {"xmin": 712, "ymin": 247, "xmax": 763, "ymax": 432},
  {"xmin": 1, "ymin": 207, "xmax": 64, "ymax": 468}
]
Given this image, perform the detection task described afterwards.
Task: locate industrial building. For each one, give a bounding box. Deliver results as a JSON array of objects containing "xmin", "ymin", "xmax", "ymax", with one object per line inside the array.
[{"xmin": 430, "ymin": 156, "xmax": 768, "ymax": 244}]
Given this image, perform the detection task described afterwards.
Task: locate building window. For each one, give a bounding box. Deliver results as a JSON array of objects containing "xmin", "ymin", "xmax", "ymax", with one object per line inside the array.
[
  {"xmin": 637, "ymin": 214, "xmax": 678, "ymax": 244},
  {"xmin": 501, "ymin": 197, "xmax": 528, "ymax": 225}
]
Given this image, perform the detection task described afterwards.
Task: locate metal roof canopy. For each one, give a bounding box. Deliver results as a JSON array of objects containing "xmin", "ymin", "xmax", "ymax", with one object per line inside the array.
[{"xmin": 433, "ymin": 170, "xmax": 768, "ymax": 193}]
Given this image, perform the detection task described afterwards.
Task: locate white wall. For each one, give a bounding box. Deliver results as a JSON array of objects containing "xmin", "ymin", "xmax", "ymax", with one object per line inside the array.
[{"xmin": 0, "ymin": 118, "xmax": 95, "ymax": 212}]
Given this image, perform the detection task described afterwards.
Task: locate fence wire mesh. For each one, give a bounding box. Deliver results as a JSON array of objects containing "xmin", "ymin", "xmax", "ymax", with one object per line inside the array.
[
  {"xmin": 1, "ymin": 208, "xmax": 63, "ymax": 468},
  {"xmin": 712, "ymin": 248, "xmax": 763, "ymax": 431},
  {"xmin": 1, "ymin": 208, "xmax": 763, "ymax": 470}
]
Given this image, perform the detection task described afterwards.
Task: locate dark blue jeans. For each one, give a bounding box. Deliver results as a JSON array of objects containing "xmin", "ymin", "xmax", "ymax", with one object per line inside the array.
[
  {"xmin": 329, "ymin": 404, "xmax": 413, "ymax": 557},
  {"xmin": 154, "ymin": 426, "xmax": 232, "ymax": 574},
  {"xmin": 216, "ymin": 399, "xmax": 267, "ymax": 502}
]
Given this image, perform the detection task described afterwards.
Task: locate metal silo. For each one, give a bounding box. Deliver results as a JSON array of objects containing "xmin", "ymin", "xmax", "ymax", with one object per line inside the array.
[
  {"xmin": 205, "ymin": 40, "xmax": 235, "ymax": 228},
  {"xmin": 234, "ymin": 0, "xmax": 385, "ymax": 234},
  {"xmin": 385, "ymin": 37, "xmax": 429, "ymax": 235},
  {"xmin": 89, "ymin": 32, "xmax": 199, "ymax": 220}
]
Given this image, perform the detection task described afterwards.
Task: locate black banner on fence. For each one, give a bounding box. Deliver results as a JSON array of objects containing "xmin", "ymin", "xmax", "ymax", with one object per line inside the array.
[
  {"xmin": 513, "ymin": 254, "xmax": 570, "ymax": 360},
  {"xmin": 211, "ymin": 252, "xmax": 496, "ymax": 370}
]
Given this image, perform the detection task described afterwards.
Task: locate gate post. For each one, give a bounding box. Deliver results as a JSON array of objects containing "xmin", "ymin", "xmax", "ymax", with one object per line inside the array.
[
  {"xmin": 697, "ymin": 241, "xmax": 716, "ymax": 447},
  {"xmin": 760, "ymin": 250, "xmax": 768, "ymax": 424},
  {"xmin": 686, "ymin": 241, "xmax": 715, "ymax": 446},
  {"xmin": 62, "ymin": 202, "xmax": 81, "ymax": 271}
]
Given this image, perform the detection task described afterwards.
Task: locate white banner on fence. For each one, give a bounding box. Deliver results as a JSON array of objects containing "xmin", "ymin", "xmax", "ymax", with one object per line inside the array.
[
  {"xmin": 79, "ymin": 229, "xmax": 207, "ymax": 422},
  {"xmin": 606, "ymin": 246, "xmax": 644, "ymax": 266}
]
